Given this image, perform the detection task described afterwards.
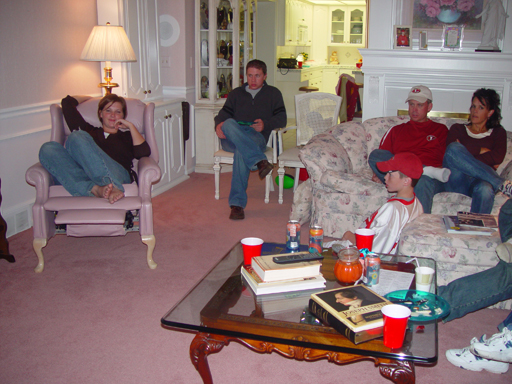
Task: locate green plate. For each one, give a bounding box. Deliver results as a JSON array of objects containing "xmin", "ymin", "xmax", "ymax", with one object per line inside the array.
[{"xmin": 384, "ymin": 290, "xmax": 450, "ymax": 322}]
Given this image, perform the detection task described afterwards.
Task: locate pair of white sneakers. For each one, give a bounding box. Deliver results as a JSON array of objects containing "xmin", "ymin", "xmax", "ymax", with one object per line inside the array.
[{"xmin": 446, "ymin": 327, "xmax": 512, "ymax": 374}]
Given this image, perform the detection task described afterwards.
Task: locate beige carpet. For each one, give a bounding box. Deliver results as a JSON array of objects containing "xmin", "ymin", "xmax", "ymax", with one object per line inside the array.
[{"xmin": 1, "ymin": 172, "xmax": 511, "ymax": 383}]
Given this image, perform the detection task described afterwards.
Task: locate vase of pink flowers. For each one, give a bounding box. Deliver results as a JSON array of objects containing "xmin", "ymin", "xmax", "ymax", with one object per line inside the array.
[{"xmin": 419, "ymin": 0, "xmax": 476, "ymax": 23}]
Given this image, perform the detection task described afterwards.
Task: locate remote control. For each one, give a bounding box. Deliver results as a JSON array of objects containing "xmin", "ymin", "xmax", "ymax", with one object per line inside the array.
[{"xmin": 273, "ymin": 251, "xmax": 323, "ymax": 264}]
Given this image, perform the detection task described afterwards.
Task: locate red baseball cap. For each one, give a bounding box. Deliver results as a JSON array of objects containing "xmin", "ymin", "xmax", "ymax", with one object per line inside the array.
[{"xmin": 377, "ymin": 153, "xmax": 423, "ymax": 179}]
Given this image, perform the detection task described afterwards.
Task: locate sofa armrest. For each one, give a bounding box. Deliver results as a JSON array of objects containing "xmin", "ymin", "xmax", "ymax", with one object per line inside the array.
[
  {"xmin": 137, "ymin": 157, "xmax": 161, "ymax": 201},
  {"xmin": 299, "ymin": 132, "xmax": 353, "ymax": 185},
  {"xmin": 319, "ymin": 170, "xmax": 390, "ymax": 197}
]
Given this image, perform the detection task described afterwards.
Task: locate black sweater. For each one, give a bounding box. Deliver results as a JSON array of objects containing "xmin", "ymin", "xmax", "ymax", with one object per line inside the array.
[
  {"xmin": 214, "ymin": 82, "xmax": 287, "ymax": 142},
  {"xmin": 61, "ymin": 96, "xmax": 151, "ymax": 181}
]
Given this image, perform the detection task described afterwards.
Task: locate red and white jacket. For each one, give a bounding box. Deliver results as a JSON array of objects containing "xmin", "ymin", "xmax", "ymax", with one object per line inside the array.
[{"xmin": 363, "ymin": 195, "xmax": 423, "ymax": 254}]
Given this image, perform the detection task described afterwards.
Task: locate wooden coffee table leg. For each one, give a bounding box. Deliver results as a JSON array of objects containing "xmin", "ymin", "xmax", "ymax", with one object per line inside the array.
[
  {"xmin": 379, "ymin": 359, "xmax": 415, "ymax": 384},
  {"xmin": 190, "ymin": 333, "xmax": 228, "ymax": 384}
]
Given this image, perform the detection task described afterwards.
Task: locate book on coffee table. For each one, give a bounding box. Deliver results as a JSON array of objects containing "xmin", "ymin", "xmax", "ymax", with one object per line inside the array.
[
  {"xmin": 251, "ymin": 254, "xmax": 322, "ymax": 282},
  {"xmin": 309, "ymin": 285, "xmax": 392, "ymax": 344},
  {"xmin": 241, "ymin": 265, "xmax": 326, "ymax": 295}
]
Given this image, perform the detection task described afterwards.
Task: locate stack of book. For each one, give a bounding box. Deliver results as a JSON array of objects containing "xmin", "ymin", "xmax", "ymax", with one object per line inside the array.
[
  {"xmin": 241, "ymin": 254, "xmax": 325, "ymax": 295},
  {"xmin": 309, "ymin": 285, "xmax": 392, "ymax": 344},
  {"xmin": 443, "ymin": 211, "xmax": 498, "ymax": 236}
]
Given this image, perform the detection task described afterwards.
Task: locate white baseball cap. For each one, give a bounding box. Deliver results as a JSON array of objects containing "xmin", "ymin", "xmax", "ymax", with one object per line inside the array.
[{"xmin": 405, "ymin": 85, "xmax": 433, "ymax": 103}]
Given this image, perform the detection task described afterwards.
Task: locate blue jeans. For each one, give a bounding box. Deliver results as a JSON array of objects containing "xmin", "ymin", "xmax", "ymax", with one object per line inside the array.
[
  {"xmin": 500, "ymin": 199, "xmax": 512, "ymax": 243},
  {"xmin": 439, "ymin": 260, "xmax": 512, "ymax": 322},
  {"xmin": 368, "ymin": 149, "xmax": 444, "ymax": 214},
  {"xmin": 443, "ymin": 142, "xmax": 504, "ymax": 214},
  {"xmin": 39, "ymin": 130, "xmax": 131, "ymax": 196},
  {"xmin": 220, "ymin": 119, "xmax": 267, "ymax": 208}
]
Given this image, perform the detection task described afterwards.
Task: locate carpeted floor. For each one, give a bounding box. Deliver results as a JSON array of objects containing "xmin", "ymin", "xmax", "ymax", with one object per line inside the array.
[{"xmin": 1, "ymin": 172, "xmax": 511, "ymax": 383}]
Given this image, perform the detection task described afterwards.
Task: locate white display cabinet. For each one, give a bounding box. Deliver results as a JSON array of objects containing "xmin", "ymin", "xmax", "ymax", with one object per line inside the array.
[
  {"xmin": 123, "ymin": 0, "xmax": 162, "ymax": 100},
  {"xmin": 152, "ymin": 100, "xmax": 189, "ymax": 195},
  {"xmin": 196, "ymin": 0, "xmax": 256, "ymax": 104},
  {"xmin": 328, "ymin": 5, "xmax": 365, "ymax": 47},
  {"xmin": 194, "ymin": 0, "xmax": 258, "ymax": 170}
]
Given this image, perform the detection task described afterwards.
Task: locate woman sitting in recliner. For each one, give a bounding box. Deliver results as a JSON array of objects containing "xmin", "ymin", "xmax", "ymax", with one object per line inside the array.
[{"xmin": 39, "ymin": 95, "xmax": 150, "ymax": 204}]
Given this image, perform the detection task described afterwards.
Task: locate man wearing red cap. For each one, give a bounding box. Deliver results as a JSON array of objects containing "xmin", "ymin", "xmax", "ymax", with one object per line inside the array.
[
  {"xmin": 368, "ymin": 85, "xmax": 448, "ymax": 214},
  {"xmin": 342, "ymin": 152, "xmax": 424, "ymax": 254}
]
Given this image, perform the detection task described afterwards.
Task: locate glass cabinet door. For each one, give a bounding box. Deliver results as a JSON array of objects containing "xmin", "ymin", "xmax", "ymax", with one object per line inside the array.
[
  {"xmin": 330, "ymin": 8, "xmax": 345, "ymax": 44},
  {"xmin": 196, "ymin": 0, "xmax": 253, "ymax": 103},
  {"xmin": 216, "ymin": 0, "xmax": 235, "ymax": 99},
  {"xmin": 199, "ymin": 0, "xmax": 210, "ymax": 101},
  {"xmin": 349, "ymin": 8, "xmax": 364, "ymax": 45}
]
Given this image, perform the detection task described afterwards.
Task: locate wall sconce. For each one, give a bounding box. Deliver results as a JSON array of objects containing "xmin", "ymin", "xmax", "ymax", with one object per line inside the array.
[{"xmin": 80, "ymin": 23, "xmax": 137, "ymax": 94}]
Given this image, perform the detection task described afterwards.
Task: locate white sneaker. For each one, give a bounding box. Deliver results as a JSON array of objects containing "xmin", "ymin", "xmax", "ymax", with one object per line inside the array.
[
  {"xmin": 446, "ymin": 337, "xmax": 509, "ymax": 374},
  {"xmin": 471, "ymin": 328, "xmax": 512, "ymax": 363},
  {"xmin": 496, "ymin": 242, "xmax": 512, "ymax": 263}
]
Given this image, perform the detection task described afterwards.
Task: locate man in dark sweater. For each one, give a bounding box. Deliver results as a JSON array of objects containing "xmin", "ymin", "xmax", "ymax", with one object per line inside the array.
[{"xmin": 214, "ymin": 60, "xmax": 287, "ymax": 220}]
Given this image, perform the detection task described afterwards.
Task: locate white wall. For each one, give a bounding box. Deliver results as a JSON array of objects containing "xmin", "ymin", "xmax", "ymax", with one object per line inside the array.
[
  {"xmin": 360, "ymin": 0, "xmax": 512, "ymax": 128},
  {"xmin": 0, "ymin": 0, "xmax": 100, "ymax": 237}
]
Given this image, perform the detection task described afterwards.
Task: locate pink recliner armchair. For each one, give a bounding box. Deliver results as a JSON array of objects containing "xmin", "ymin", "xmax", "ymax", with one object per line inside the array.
[{"xmin": 25, "ymin": 96, "xmax": 161, "ymax": 272}]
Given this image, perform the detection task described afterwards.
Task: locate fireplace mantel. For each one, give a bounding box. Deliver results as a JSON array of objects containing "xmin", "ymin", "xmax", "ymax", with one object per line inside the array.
[{"xmin": 359, "ymin": 50, "xmax": 512, "ymax": 129}]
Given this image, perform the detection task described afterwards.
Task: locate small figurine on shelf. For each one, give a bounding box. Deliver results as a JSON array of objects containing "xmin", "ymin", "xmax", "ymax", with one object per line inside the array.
[
  {"xmin": 330, "ymin": 51, "xmax": 339, "ymax": 65},
  {"xmin": 227, "ymin": 7, "xmax": 233, "ymax": 30},
  {"xmin": 200, "ymin": 1, "xmax": 209, "ymax": 29},
  {"xmin": 217, "ymin": 7, "xmax": 225, "ymax": 29}
]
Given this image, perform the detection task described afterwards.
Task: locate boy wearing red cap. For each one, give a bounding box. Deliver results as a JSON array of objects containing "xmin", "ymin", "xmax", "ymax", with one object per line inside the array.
[{"xmin": 342, "ymin": 152, "xmax": 424, "ymax": 254}]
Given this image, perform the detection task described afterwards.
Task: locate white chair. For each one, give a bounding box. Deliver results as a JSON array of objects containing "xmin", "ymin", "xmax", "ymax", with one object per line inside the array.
[
  {"xmin": 213, "ymin": 131, "xmax": 279, "ymax": 204},
  {"xmin": 275, "ymin": 92, "xmax": 342, "ymax": 204}
]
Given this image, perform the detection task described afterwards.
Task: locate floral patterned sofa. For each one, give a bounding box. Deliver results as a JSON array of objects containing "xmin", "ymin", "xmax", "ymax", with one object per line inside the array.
[
  {"xmin": 290, "ymin": 115, "xmax": 512, "ymax": 309},
  {"xmin": 291, "ymin": 116, "xmax": 512, "ymax": 238}
]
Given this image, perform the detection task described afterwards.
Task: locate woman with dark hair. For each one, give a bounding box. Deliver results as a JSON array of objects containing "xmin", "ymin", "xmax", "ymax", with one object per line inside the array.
[
  {"xmin": 443, "ymin": 88, "xmax": 512, "ymax": 213},
  {"xmin": 39, "ymin": 95, "xmax": 150, "ymax": 204}
]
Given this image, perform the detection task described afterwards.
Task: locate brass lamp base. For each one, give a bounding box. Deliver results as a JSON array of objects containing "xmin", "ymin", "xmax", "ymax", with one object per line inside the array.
[
  {"xmin": 100, "ymin": 65, "xmax": 119, "ymax": 94},
  {"xmin": 99, "ymin": 82, "xmax": 119, "ymax": 95}
]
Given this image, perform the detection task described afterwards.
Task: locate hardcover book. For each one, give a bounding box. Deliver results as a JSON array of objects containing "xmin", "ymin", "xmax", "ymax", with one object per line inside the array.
[
  {"xmin": 251, "ymin": 254, "xmax": 322, "ymax": 282},
  {"xmin": 456, "ymin": 211, "xmax": 498, "ymax": 229},
  {"xmin": 309, "ymin": 285, "xmax": 391, "ymax": 344},
  {"xmin": 241, "ymin": 265, "xmax": 325, "ymax": 295},
  {"xmin": 443, "ymin": 215, "xmax": 496, "ymax": 236}
]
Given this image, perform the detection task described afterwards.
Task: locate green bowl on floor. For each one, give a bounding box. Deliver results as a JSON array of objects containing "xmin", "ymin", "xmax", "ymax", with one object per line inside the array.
[{"xmin": 275, "ymin": 174, "xmax": 294, "ymax": 189}]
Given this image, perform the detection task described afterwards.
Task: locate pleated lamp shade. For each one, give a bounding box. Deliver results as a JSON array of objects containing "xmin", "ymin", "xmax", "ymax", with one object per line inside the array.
[
  {"xmin": 80, "ymin": 23, "xmax": 136, "ymax": 94},
  {"xmin": 80, "ymin": 24, "xmax": 136, "ymax": 62}
]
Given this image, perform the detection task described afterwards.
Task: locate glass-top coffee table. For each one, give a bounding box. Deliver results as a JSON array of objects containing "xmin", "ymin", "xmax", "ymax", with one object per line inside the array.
[{"xmin": 161, "ymin": 243, "xmax": 438, "ymax": 384}]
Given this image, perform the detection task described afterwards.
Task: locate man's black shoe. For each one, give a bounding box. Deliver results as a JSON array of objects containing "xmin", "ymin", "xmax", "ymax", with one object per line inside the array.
[
  {"xmin": 229, "ymin": 206, "xmax": 245, "ymax": 220},
  {"xmin": 257, "ymin": 160, "xmax": 274, "ymax": 180}
]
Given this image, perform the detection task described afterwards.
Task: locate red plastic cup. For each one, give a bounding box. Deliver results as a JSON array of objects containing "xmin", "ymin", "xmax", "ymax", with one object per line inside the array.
[
  {"xmin": 355, "ymin": 228, "xmax": 375, "ymax": 251},
  {"xmin": 297, "ymin": 61, "xmax": 303, "ymax": 69},
  {"xmin": 241, "ymin": 237, "xmax": 264, "ymax": 265},
  {"xmin": 381, "ymin": 304, "xmax": 411, "ymax": 349}
]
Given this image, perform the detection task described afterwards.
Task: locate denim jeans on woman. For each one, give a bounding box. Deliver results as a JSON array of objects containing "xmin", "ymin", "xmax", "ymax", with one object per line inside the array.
[
  {"xmin": 220, "ymin": 118, "xmax": 267, "ymax": 208},
  {"xmin": 439, "ymin": 198, "xmax": 512, "ymax": 324},
  {"xmin": 39, "ymin": 130, "xmax": 131, "ymax": 196},
  {"xmin": 443, "ymin": 142, "xmax": 505, "ymax": 213},
  {"xmin": 368, "ymin": 149, "xmax": 444, "ymax": 214}
]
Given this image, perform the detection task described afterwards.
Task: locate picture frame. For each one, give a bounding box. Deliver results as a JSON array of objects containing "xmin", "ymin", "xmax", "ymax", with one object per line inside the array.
[
  {"xmin": 419, "ymin": 30, "xmax": 428, "ymax": 50},
  {"xmin": 393, "ymin": 25, "xmax": 412, "ymax": 50},
  {"xmin": 442, "ymin": 25, "xmax": 465, "ymax": 51}
]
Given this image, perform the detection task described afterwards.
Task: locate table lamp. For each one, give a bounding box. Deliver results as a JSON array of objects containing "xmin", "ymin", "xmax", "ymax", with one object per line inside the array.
[{"xmin": 80, "ymin": 23, "xmax": 137, "ymax": 94}]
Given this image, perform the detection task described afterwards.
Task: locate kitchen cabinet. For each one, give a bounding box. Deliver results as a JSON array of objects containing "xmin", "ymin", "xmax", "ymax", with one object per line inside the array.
[
  {"xmin": 152, "ymin": 100, "xmax": 189, "ymax": 195},
  {"xmin": 328, "ymin": 5, "xmax": 365, "ymax": 47},
  {"xmin": 278, "ymin": 0, "xmax": 312, "ymax": 46},
  {"xmin": 123, "ymin": 0, "xmax": 162, "ymax": 100}
]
